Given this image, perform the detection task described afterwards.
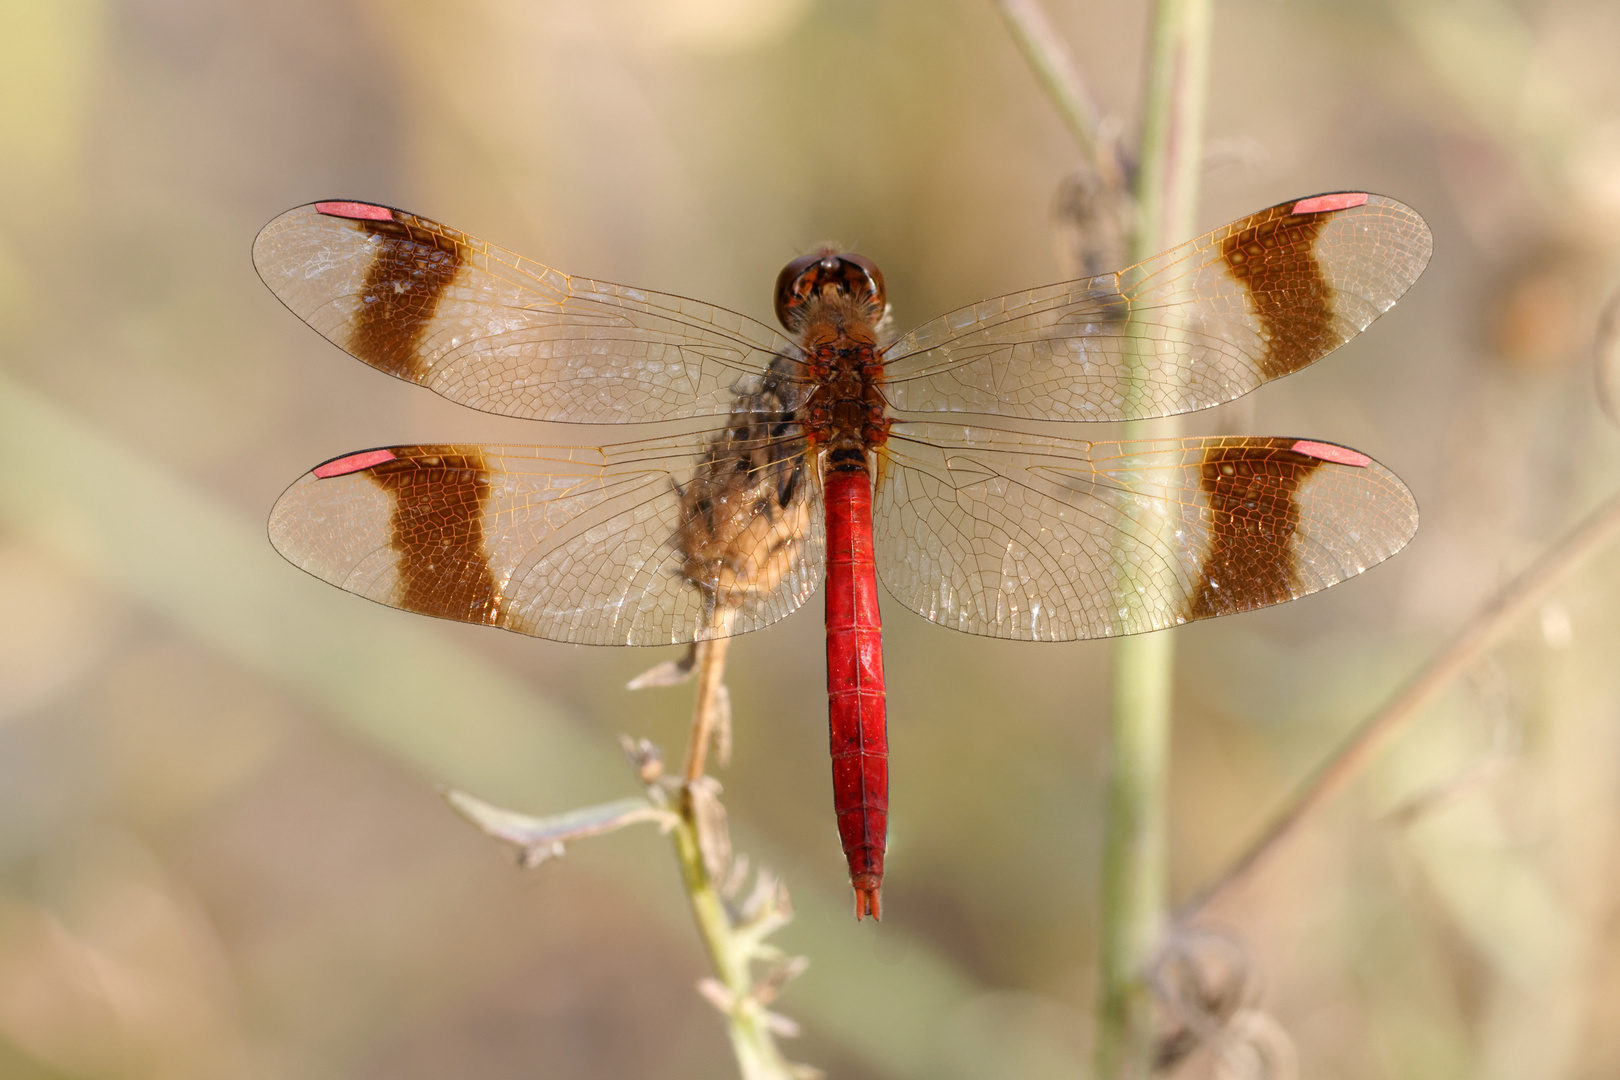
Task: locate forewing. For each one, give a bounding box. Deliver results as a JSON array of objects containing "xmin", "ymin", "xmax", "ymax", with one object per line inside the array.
[
  {"xmin": 875, "ymin": 423, "xmax": 1417, "ymax": 640},
  {"xmin": 883, "ymin": 193, "xmax": 1431, "ymax": 421},
  {"xmin": 268, "ymin": 435, "xmax": 824, "ymax": 646},
  {"xmin": 253, "ymin": 202, "xmax": 801, "ymax": 423}
]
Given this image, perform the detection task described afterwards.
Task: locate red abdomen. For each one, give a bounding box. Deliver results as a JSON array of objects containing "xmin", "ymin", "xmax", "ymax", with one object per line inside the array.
[{"xmin": 823, "ymin": 467, "xmax": 888, "ymax": 920}]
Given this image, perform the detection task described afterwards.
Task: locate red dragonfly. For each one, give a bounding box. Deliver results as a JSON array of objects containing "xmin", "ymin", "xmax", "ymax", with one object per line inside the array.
[{"xmin": 257, "ymin": 192, "xmax": 1429, "ymax": 919}]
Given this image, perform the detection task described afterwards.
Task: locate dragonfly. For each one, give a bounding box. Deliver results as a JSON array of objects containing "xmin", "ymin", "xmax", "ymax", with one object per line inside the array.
[{"xmin": 257, "ymin": 191, "xmax": 1430, "ymax": 919}]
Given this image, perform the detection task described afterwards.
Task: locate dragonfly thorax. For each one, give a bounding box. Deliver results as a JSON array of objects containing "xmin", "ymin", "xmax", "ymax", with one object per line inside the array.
[{"xmin": 792, "ymin": 288, "xmax": 891, "ymax": 473}]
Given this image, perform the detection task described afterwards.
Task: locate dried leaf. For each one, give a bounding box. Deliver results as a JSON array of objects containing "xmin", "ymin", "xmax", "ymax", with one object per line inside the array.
[
  {"xmin": 740, "ymin": 866, "xmax": 778, "ymax": 919},
  {"xmin": 754, "ymin": 955, "xmax": 810, "ymax": 1005},
  {"xmin": 443, "ymin": 788, "xmax": 675, "ymax": 866},
  {"xmin": 626, "ymin": 644, "xmax": 698, "ymax": 689},
  {"xmin": 713, "ymin": 683, "xmax": 733, "ymax": 766},
  {"xmin": 721, "ymin": 853, "xmax": 751, "ymax": 900},
  {"xmin": 519, "ymin": 841, "xmax": 567, "ymax": 869},
  {"xmin": 734, "ymin": 869, "xmax": 794, "ymax": 943},
  {"xmin": 617, "ymin": 734, "xmax": 666, "ymax": 786},
  {"xmin": 688, "ymin": 776, "xmax": 733, "ymax": 885},
  {"xmin": 695, "ymin": 977, "xmax": 735, "ymax": 1014}
]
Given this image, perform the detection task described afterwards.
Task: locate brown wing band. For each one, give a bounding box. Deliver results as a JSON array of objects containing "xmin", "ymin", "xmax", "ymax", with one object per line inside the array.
[
  {"xmin": 366, "ymin": 446, "xmax": 501, "ymax": 624},
  {"xmin": 1221, "ymin": 205, "xmax": 1335, "ymax": 378},
  {"xmin": 348, "ymin": 216, "xmax": 465, "ymax": 380},
  {"xmin": 1187, "ymin": 440, "xmax": 1326, "ymax": 619}
]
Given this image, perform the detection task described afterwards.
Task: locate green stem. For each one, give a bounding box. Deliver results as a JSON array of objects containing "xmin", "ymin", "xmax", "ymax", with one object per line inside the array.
[
  {"xmin": 1096, "ymin": 2, "xmax": 1211, "ymax": 1078},
  {"xmin": 670, "ymin": 805, "xmax": 782, "ymax": 1078},
  {"xmin": 1126, "ymin": 0, "xmax": 1211, "ymax": 267},
  {"xmin": 673, "ymin": 636, "xmax": 801, "ymax": 1080}
]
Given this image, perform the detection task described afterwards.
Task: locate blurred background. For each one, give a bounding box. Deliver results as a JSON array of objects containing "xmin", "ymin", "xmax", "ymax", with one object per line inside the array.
[{"xmin": 3, "ymin": 0, "xmax": 1620, "ymax": 1077}]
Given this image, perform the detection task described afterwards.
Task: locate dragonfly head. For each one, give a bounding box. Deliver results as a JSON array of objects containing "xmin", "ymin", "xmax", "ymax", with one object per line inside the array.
[{"xmin": 773, "ymin": 248, "xmax": 886, "ymax": 332}]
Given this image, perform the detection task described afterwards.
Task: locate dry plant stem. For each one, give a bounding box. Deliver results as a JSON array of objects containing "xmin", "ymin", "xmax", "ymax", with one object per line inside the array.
[
  {"xmin": 1178, "ymin": 486, "xmax": 1620, "ymax": 920},
  {"xmin": 1096, "ymin": 1, "xmax": 1211, "ymax": 1078},
  {"xmin": 994, "ymin": 0, "xmax": 1126, "ymax": 193},
  {"xmin": 684, "ymin": 633, "xmax": 733, "ymax": 783},
  {"xmin": 671, "ymin": 636, "xmax": 796, "ymax": 1080}
]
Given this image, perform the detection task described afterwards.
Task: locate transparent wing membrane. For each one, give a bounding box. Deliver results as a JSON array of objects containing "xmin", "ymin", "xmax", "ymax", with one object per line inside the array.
[
  {"xmin": 263, "ymin": 193, "xmax": 1426, "ymax": 645},
  {"xmin": 882, "ymin": 194, "xmax": 1431, "ymax": 422},
  {"xmin": 875, "ymin": 424, "xmax": 1418, "ymax": 640},
  {"xmin": 269, "ymin": 433, "xmax": 824, "ymax": 647},
  {"xmin": 254, "ymin": 203, "xmax": 802, "ymax": 424}
]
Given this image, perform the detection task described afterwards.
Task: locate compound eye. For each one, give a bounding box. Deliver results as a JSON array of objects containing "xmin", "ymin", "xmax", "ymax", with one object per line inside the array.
[
  {"xmin": 773, "ymin": 254, "xmax": 822, "ymax": 331},
  {"xmin": 841, "ymin": 253, "xmax": 886, "ymax": 309},
  {"xmin": 772, "ymin": 251, "xmax": 889, "ymax": 330}
]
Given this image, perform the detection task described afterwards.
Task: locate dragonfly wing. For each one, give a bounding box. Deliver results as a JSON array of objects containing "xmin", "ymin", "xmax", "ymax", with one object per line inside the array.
[
  {"xmin": 883, "ymin": 193, "xmax": 1431, "ymax": 421},
  {"xmin": 254, "ymin": 202, "xmax": 803, "ymax": 424},
  {"xmin": 875, "ymin": 423, "xmax": 1417, "ymax": 640},
  {"xmin": 269, "ymin": 433, "xmax": 824, "ymax": 646}
]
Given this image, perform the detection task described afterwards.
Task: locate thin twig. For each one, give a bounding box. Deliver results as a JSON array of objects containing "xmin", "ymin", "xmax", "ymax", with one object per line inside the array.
[
  {"xmin": 1178, "ymin": 486, "xmax": 1620, "ymax": 918},
  {"xmin": 994, "ymin": 0, "xmax": 1127, "ymax": 194},
  {"xmin": 684, "ymin": 631, "xmax": 734, "ymax": 783}
]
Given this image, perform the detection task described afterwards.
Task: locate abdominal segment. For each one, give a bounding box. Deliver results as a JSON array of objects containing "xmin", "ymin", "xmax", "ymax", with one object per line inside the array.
[{"xmin": 823, "ymin": 467, "xmax": 888, "ymax": 920}]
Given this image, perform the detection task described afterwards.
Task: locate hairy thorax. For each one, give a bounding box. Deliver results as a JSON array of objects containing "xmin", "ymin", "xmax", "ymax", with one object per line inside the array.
[{"xmin": 798, "ymin": 293, "xmax": 891, "ymax": 471}]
